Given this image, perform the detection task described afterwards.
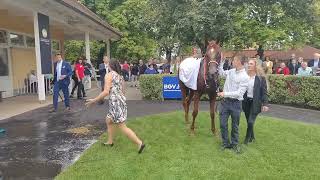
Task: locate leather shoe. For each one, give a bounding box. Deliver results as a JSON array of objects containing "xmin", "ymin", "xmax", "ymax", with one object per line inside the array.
[
  {"xmin": 102, "ymin": 143, "xmax": 114, "ymax": 147},
  {"xmin": 138, "ymin": 143, "xmax": 146, "ymax": 154}
]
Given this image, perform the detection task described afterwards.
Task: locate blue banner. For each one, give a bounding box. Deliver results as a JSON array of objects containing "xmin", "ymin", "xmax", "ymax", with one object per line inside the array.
[
  {"xmin": 38, "ymin": 13, "xmax": 52, "ymax": 74},
  {"xmin": 163, "ymin": 76, "xmax": 182, "ymax": 99}
]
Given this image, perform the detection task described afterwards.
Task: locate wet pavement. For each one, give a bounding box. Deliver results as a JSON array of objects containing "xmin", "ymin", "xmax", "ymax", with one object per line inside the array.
[{"xmin": 0, "ymin": 100, "xmax": 319, "ymax": 180}]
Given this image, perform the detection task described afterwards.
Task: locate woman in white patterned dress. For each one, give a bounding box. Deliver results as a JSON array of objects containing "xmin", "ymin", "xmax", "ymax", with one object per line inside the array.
[{"xmin": 86, "ymin": 59, "xmax": 145, "ymax": 154}]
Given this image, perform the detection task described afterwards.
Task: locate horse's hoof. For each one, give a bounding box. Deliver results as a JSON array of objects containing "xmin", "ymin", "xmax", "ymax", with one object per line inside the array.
[
  {"xmin": 190, "ymin": 129, "xmax": 195, "ymax": 136},
  {"xmin": 211, "ymin": 129, "xmax": 219, "ymax": 136}
]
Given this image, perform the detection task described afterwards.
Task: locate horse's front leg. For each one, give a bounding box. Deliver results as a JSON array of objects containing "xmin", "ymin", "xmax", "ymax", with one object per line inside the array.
[
  {"xmin": 191, "ymin": 92, "xmax": 201, "ymax": 134},
  {"xmin": 209, "ymin": 93, "xmax": 218, "ymax": 136}
]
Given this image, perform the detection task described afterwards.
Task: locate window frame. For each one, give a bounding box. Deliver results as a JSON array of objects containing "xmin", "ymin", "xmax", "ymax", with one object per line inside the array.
[
  {"xmin": 25, "ymin": 35, "xmax": 35, "ymax": 48},
  {"xmin": 0, "ymin": 29, "xmax": 9, "ymax": 46},
  {"xmin": 9, "ymin": 32, "xmax": 26, "ymax": 48}
]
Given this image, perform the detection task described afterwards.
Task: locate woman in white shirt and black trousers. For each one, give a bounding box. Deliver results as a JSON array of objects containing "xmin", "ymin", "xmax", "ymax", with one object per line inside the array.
[{"xmin": 242, "ymin": 59, "xmax": 269, "ymax": 144}]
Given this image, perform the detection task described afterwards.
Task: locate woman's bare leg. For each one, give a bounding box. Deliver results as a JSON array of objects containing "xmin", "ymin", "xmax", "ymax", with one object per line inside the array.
[
  {"xmin": 106, "ymin": 118, "xmax": 115, "ymax": 144},
  {"xmin": 118, "ymin": 122, "xmax": 142, "ymax": 148}
]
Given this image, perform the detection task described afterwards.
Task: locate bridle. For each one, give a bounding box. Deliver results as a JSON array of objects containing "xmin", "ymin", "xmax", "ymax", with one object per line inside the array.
[
  {"xmin": 208, "ymin": 60, "xmax": 219, "ymax": 66},
  {"xmin": 204, "ymin": 58, "xmax": 220, "ymax": 89}
]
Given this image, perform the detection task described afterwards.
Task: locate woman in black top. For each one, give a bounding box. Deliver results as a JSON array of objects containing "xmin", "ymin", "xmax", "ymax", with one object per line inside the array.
[{"xmin": 243, "ymin": 59, "xmax": 269, "ymax": 144}]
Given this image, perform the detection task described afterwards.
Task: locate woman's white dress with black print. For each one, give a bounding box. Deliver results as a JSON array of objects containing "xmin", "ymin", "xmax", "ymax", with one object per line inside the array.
[{"xmin": 106, "ymin": 71, "xmax": 127, "ymax": 123}]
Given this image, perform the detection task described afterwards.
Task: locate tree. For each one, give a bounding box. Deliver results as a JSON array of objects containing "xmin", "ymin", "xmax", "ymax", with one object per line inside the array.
[
  {"xmin": 172, "ymin": 0, "xmax": 316, "ymax": 52},
  {"xmin": 226, "ymin": 0, "xmax": 316, "ymax": 50},
  {"xmin": 145, "ymin": 0, "xmax": 183, "ymax": 62},
  {"xmin": 173, "ymin": 0, "xmax": 237, "ymax": 53},
  {"xmin": 308, "ymin": 0, "xmax": 320, "ymax": 49},
  {"xmin": 106, "ymin": 0, "xmax": 157, "ymax": 61}
]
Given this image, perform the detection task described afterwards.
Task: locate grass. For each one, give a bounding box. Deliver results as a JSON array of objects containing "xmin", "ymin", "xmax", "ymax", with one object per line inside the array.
[{"xmin": 55, "ymin": 112, "xmax": 320, "ymax": 180}]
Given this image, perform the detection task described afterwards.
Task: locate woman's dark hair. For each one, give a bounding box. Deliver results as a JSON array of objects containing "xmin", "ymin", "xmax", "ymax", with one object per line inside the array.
[
  {"xmin": 109, "ymin": 60, "xmax": 122, "ymax": 75},
  {"xmin": 76, "ymin": 57, "xmax": 83, "ymax": 64}
]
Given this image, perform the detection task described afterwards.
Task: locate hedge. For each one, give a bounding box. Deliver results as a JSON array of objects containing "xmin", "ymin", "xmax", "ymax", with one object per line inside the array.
[{"xmin": 139, "ymin": 74, "xmax": 320, "ymax": 109}]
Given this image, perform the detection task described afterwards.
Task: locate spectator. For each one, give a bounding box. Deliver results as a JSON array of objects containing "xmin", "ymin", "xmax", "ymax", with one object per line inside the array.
[
  {"xmin": 83, "ymin": 58, "xmax": 92, "ymax": 90},
  {"xmin": 255, "ymin": 55, "xmax": 263, "ymax": 66},
  {"xmin": 256, "ymin": 45, "xmax": 264, "ymax": 61},
  {"xmin": 288, "ymin": 59, "xmax": 299, "ymax": 75},
  {"xmin": 152, "ymin": 59, "xmax": 159, "ymax": 72},
  {"xmin": 138, "ymin": 60, "xmax": 147, "ymax": 77},
  {"xmin": 264, "ymin": 57, "xmax": 273, "ymax": 74},
  {"xmin": 308, "ymin": 53, "xmax": 320, "ymax": 76},
  {"xmin": 70, "ymin": 57, "xmax": 86, "ymax": 99},
  {"xmin": 70, "ymin": 60, "xmax": 78, "ymax": 98},
  {"xmin": 29, "ymin": 70, "xmax": 38, "ymax": 93},
  {"xmin": 144, "ymin": 64, "xmax": 158, "ymax": 74},
  {"xmin": 223, "ymin": 59, "xmax": 232, "ymax": 70},
  {"xmin": 98, "ymin": 55, "xmax": 109, "ymax": 104},
  {"xmin": 298, "ymin": 57, "xmax": 304, "ymax": 66},
  {"xmin": 162, "ymin": 59, "xmax": 171, "ymax": 74},
  {"xmin": 272, "ymin": 59, "xmax": 280, "ymax": 74},
  {"xmin": 129, "ymin": 63, "xmax": 134, "ymax": 81},
  {"xmin": 122, "ymin": 60, "xmax": 130, "ymax": 81},
  {"xmin": 276, "ymin": 63, "xmax": 290, "ymax": 75},
  {"xmin": 289, "ymin": 53, "xmax": 296, "ymax": 65},
  {"xmin": 131, "ymin": 63, "xmax": 139, "ymax": 87},
  {"xmin": 298, "ymin": 62, "xmax": 313, "ymax": 76}
]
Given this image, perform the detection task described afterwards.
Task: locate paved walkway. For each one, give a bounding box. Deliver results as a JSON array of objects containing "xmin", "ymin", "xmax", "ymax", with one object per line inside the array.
[
  {"xmin": 0, "ymin": 82, "xmax": 141, "ymax": 121},
  {"xmin": 0, "ymin": 84, "xmax": 319, "ymax": 179}
]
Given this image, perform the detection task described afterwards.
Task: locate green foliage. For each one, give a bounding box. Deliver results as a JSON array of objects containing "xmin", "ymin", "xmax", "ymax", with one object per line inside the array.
[
  {"xmin": 268, "ymin": 75, "xmax": 320, "ymax": 109},
  {"xmin": 138, "ymin": 74, "xmax": 175, "ymax": 100},
  {"xmin": 139, "ymin": 74, "xmax": 320, "ymax": 109},
  {"xmin": 64, "ymin": 40, "xmax": 84, "ymax": 62},
  {"xmin": 226, "ymin": 0, "xmax": 315, "ymax": 50},
  {"xmin": 64, "ymin": 40, "xmax": 104, "ymax": 65},
  {"xmin": 56, "ymin": 112, "xmax": 320, "ymax": 180},
  {"xmin": 78, "ymin": 0, "xmax": 319, "ymax": 62},
  {"xmin": 106, "ymin": 0, "xmax": 158, "ymax": 61}
]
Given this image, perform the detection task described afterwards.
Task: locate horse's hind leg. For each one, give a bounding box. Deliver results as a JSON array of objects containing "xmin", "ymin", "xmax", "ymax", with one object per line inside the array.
[
  {"xmin": 180, "ymin": 81, "xmax": 190, "ymax": 123},
  {"xmin": 191, "ymin": 92, "xmax": 200, "ymax": 134}
]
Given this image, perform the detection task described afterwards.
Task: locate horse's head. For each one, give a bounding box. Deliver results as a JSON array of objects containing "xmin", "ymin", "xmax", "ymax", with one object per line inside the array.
[{"xmin": 205, "ymin": 46, "xmax": 219, "ymax": 80}]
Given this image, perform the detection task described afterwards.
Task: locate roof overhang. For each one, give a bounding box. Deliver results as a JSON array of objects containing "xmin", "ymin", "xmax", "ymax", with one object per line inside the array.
[{"xmin": 0, "ymin": 0, "xmax": 121, "ymax": 41}]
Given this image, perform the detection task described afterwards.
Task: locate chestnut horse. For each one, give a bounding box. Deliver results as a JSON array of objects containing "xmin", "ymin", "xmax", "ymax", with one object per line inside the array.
[{"xmin": 179, "ymin": 43, "xmax": 221, "ymax": 135}]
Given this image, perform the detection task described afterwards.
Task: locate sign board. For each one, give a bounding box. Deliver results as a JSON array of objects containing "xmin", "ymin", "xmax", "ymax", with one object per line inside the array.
[
  {"xmin": 162, "ymin": 76, "xmax": 182, "ymax": 99},
  {"xmin": 38, "ymin": 13, "xmax": 52, "ymax": 74}
]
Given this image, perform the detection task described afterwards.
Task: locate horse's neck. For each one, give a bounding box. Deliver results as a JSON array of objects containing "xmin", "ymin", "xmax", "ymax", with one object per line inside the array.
[{"xmin": 199, "ymin": 57, "xmax": 206, "ymax": 77}]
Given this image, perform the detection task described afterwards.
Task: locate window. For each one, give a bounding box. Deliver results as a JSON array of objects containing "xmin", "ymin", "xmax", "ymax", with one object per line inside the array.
[
  {"xmin": 0, "ymin": 48, "xmax": 9, "ymax": 76},
  {"xmin": 26, "ymin": 36, "xmax": 35, "ymax": 47},
  {"xmin": 0, "ymin": 30, "xmax": 8, "ymax": 45},
  {"xmin": 10, "ymin": 33, "xmax": 24, "ymax": 46},
  {"xmin": 52, "ymin": 40, "xmax": 60, "ymax": 51}
]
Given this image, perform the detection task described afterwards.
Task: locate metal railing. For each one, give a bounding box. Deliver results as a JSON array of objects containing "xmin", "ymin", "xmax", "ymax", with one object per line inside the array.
[{"xmin": 15, "ymin": 76, "xmax": 53, "ymax": 96}]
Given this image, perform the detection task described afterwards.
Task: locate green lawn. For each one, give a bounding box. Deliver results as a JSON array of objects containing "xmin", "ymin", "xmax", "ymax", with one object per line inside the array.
[{"xmin": 56, "ymin": 112, "xmax": 320, "ymax": 180}]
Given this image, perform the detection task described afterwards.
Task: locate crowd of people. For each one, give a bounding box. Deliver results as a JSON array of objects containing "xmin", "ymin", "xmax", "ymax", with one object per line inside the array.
[
  {"xmin": 117, "ymin": 58, "xmax": 181, "ymax": 83},
  {"xmin": 231, "ymin": 53, "xmax": 320, "ymax": 77}
]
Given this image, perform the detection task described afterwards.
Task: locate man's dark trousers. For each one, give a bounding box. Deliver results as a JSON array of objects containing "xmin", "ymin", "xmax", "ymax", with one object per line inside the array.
[
  {"xmin": 53, "ymin": 81, "xmax": 70, "ymax": 110},
  {"xmin": 219, "ymin": 98, "xmax": 241, "ymax": 147}
]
